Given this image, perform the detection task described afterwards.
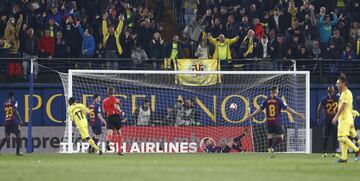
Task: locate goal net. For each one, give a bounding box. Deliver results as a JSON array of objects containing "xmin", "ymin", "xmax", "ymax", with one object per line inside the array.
[{"xmin": 58, "ymin": 70, "xmax": 310, "ymax": 153}]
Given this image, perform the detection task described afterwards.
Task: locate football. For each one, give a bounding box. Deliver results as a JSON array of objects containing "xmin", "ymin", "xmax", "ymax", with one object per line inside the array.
[{"xmin": 230, "ymin": 103, "xmax": 238, "ymax": 110}]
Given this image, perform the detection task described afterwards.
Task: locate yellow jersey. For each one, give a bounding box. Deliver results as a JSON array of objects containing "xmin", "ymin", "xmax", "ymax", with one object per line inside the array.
[
  {"xmin": 338, "ymin": 89, "xmax": 353, "ymax": 124},
  {"xmin": 218, "ymin": 43, "xmax": 227, "ymax": 60},
  {"xmin": 170, "ymin": 43, "xmax": 178, "ymax": 59},
  {"xmin": 68, "ymin": 103, "xmax": 90, "ymax": 128}
]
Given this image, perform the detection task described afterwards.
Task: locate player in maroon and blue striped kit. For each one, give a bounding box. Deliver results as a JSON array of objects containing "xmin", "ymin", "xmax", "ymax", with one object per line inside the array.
[
  {"xmin": 245, "ymin": 86, "xmax": 304, "ymax": 157},
  {"xmin": 0, "ymin": 92, "xmax": 23, "ymax": 156},
  {"xmin": 317, "ymin": 86, "xmax": 339, "ymax": 157},
  {"xmin": 88, "ymin": 94, "xmax": 106, "ymax": 153}
]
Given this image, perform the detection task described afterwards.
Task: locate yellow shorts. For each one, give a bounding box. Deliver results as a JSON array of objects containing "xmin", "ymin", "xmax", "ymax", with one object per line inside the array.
[
  {"xmin": 78, "ymin": 127, "xmax": 90, "ymax": 140},
  {"xmin": 338, "ymin": 121, "xmax": 354, "ymax": 137}
]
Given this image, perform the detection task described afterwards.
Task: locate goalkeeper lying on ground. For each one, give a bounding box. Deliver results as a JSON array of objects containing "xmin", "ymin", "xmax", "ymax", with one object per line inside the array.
[
  {"xmin": 201, "ymin": 129, "xmax": 247, "ymax": 153},
  {"xmin": 68, "ymin": 97, "xmax": 103, "ymax": 155}
]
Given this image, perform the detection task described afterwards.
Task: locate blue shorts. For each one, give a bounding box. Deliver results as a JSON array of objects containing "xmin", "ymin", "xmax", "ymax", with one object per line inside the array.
[
  {"xmin": 91, "ymin": 124, "xmax": 102, "ymax": 135},
  {"xmin": 267, "ymin": 124, "xmax": 283, "ymax": 135},
  {"xmin": 323, "ymin": 118, "xmax": 337, "ymax": 137}
]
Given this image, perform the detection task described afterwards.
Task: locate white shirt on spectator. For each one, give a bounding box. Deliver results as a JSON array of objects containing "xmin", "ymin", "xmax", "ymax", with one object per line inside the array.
[{"xmin": 195, "ymin": 45, "xmax": 209, "ymax": 59}]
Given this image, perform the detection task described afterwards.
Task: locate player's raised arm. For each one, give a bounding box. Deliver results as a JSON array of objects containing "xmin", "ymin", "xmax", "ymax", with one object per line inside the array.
[
  {"xmin": 245, "ymin": 96, "xmax": 268, "ymax": 121},
  {"xmin": 279, "ymin": 96, "xmax": 304, "ymax": 119},
  {"xmin": 245, "ymin": 108, "xmax": 263, "ymax": 121},
  {"xmin": 285, "ymin": 107, "xmax": 304, "ymax": 119}
]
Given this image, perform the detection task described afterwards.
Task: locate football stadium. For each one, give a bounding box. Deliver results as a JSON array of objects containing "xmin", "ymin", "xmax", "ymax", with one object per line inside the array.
[{"xmin": 1, "ymin": 0, "xmax": 360, "ymax": 180}]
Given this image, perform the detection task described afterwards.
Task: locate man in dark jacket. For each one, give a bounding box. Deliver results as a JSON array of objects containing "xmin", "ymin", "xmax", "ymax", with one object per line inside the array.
[
  {"xmin": 149, "ymin": 32, "xmax": 165, "ymax": 69},
  {"xmin": 63, "ymin": 16, "xmax": 81, "ymax": 58},
  {"xmin": 268, "ymin": 8, "xmax": 287, "ymax": 34},
  {"xmin": 327, "ymin": 28, "xmax": 345, "ymax": 59},
  {"xmin": 137, "ymin": 18, "xmax": 154, "ymax": 57},
  {"xmin": 165, "ymin": 35, "xmax": 189, "ymax": 59},
  {"xmin": 21, "ymin": 27, "xmax": 38, "ymax": 79}
]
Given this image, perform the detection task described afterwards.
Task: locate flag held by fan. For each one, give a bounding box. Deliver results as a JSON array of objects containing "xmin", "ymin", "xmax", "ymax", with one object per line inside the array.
[{"xmin": 173, "ymin": 59, "xmax": 221, "ymax": 86}]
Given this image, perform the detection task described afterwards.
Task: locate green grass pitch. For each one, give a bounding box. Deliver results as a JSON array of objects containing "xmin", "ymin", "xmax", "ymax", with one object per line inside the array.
[{"xmin": 0, "ymin": 153, "xmax": 359, "ymax": 181}]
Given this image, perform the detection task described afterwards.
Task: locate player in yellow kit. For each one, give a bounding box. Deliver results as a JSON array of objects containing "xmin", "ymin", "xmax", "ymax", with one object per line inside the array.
[
  {"xmin": 332, "ymin": 74, "xmax": 360, "ymax": 162},
  {"xmin": 68, "ymin": 97, "xmax": 103, "ymax": 155}
]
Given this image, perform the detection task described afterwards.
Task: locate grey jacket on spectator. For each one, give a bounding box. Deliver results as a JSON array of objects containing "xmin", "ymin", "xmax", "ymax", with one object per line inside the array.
[
  {"xmin": 182, "ymin": 17, "xmax": 204, "ymax": 42},
  {"xmin": 131, "ymin": 46, "xmax": 148, "ymax": 64}
]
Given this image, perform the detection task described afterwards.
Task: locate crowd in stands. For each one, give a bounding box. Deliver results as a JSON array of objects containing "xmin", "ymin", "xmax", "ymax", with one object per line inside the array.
[
  {"xmin": 180, "ymin": 0, "xmax": 360, "ymax": 63},
  {"xmin": 0, "ymin": 0, "xmax": 360, "ymax": 78},
  {"xmin": 0, "ymin": 0, "xmax": 165, "ymax": 78}
]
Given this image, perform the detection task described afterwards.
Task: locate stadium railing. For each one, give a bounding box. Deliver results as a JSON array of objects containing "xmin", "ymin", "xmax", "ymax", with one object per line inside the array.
[{"xmin": 0, "ymin": 58, "xmax": 358, "ymax": 83}]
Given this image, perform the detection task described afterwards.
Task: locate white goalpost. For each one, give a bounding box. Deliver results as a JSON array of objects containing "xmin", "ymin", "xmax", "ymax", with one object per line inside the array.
[{"xmin": 58, "ymin": 70, "xmax": 310, "ymax": 154}]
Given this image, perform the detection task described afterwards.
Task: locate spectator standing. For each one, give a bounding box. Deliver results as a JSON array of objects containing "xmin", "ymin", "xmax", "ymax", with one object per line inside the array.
[
  {"xmin": 258, "ymin": 35, "xmax": 271, "ymax": 59},
  {"xmin": 203, "ymin": 9, "xmax": 213, "ymax": 33},
  {"xmin": 53, "ymin": 31, "xmax": 67, "ymax": 58},
  {"xmin": 238, "ymin": 16, "xmax": 251, "ymax": 38},
  {"xmin": 210, "ymin": 17, "xmax": 223, "ymax": 37},
  {"xmin": 298, "ymin": 0, "xmax": 313, "ymax": 23},
  {"xmin": 253, "ymin": 18, "xmax": 265, "ymax": 40},
  {"xmin": 182, "ymin": 0, "xmax": 198, "ymax": 26},
  {"xmin": 5, "ymin": 15, "xmax": 23, "ymax": 56},
  {"xmin": 247, "ymin": 4, "xmax": 260, "ymax": 23},
  {"xmin": 225, "ymin": 15, "xmax": 238, "ymax": 39},
  {"xmin": 63, "ymin": 16, "xmax": 82, "ymax": 58},
  {"xmin": 349, "ymin": 22, "xmax": 360, "ymax": 58},
  {"xmin": 195, "ymin": 39, "xmax": 210, "ymax": 59},
  {"xmin": 46, "ymin": 6, "xmax": 63, "ymax": 25},
  {"xmin": 328, "ymin": 28, "xmax": 345, "ymax": 59},
  {"xmin": 0, "ymin": 15, "xmax": 7, "ymax": 37},
  {"xmin": 131, "ymin": 41, "xmax": 148, "ymax": 70},
  {"xmin": 46, "ymin": 18, "xmax": 61, "ymax": 38},
  {"xmin": 207, "ymin": 33, "xmax": 239, "ymax": 70},
  {"xmin": 309, "ymin": 40, "xmax": 324, "ymax": 59},
  {"xmin": 273, "ymin": 34, "xmax": 288, "ymax": 69},
  {"xmin": 287, "ymin": 35, "xmax": 302, "ymax": 59},
  {"xmin": 38, "ymin": 29, "xmax": 55, "ymax": 58},
  {"xmin": 78, "ymin": 23, "xmax": 95, "ymax": 58},
  {"xmin": 137, "ymin": 18, "xmax": 154, "ymax": 56},
  {"xmin": 240, "ymin": 30, "xmax": 258, "ymax": 59},
  {"xmin": 133, "ymin": 100, "xmax": 153, "ymax": 126},
  {"xmin": 21, "ymin": 27, "xmax": 38, "ymax": 79},
  {"xmin": 174, "ymin": 100, "xmax": 186, "ymax": 126},
  {"xmin": 184, "ymin": 98, "xmax": 198, "ymax": 126},
  {"xmin": 102, "ymin": 13, "xmax": 124, "ymax": 70},
  {"xmin": 183, "ymin": 16, "xmax": 204, "ymax": 42},
  {"xmin": 269, "ymin": 8, "xmax": 286, "ymax": 34},
  {"xmin": 149, "ymin": 32, "xmax": 165, "ymax": 69},
  {"xmin": 120, "ymin": 29, "xmax": 134, "ymax": 60},
  {"xmin": 319, "ymin": 11, "xmax": 338, "ymax": 51},
  {"xmin": 165, "ymin": 35, "xmax": 188, "ymax": 59},
  {"xmin": 23, "ymin": 3, "xmax": 40, "ymax": 29}
]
